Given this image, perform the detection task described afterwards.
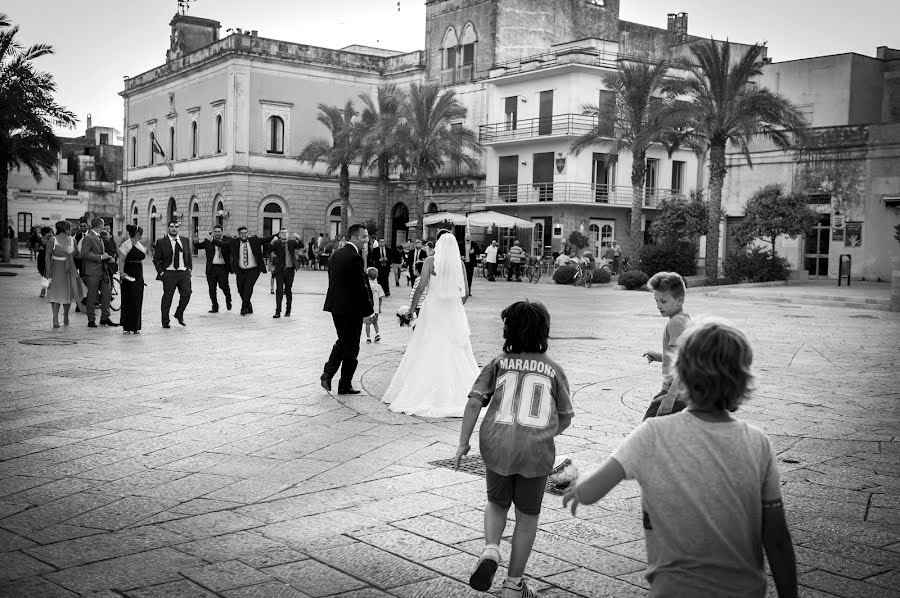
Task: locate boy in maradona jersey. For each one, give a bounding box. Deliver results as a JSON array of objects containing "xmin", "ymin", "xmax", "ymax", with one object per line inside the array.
[{"xmin": 454, "ymin": 300, "xmax": 574, "ymax": 598}]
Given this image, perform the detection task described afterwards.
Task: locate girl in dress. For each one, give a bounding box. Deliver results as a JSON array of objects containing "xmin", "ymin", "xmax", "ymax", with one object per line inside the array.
[
  {"xmin": 382, "ymin": 230, "xmax": 479, "ymax": 418},
  {"xmin": 117, "ymin": 224, "xmax": 147, "ymax": 334},
  {"xmin": 45, "ymin": 220, "xmax": 85, "ymax": 328}
]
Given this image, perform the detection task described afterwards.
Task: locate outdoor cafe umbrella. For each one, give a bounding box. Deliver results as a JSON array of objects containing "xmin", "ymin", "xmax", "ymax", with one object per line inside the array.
[
  {"xmin": 406, "ymin": 211, "xmax": 469, "ymax": 227},
  {"xmin": 466, "ymin": 210, "xmax": 535, "ymax": 228}
]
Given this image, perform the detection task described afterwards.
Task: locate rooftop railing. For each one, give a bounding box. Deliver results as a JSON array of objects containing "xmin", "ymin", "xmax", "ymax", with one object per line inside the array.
[{"xmin": 479, "ymin": 113, "xmax": 611, "ymax": 143}]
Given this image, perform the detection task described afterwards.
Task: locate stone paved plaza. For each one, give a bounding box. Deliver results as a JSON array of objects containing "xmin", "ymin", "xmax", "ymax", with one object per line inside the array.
[{"xmin": 1, "ymin": 263, "xmax": 898, "ymax": 597}]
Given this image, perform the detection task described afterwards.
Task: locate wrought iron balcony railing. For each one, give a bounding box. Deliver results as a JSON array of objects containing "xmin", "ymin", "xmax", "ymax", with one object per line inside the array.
[
  {"xmin": 479, "ymin": 114, "xmax": 611, "ymax": 143},
  {"xmin": 440, "ymin": 64, "xmax": 475, "ymax": 86},
  {"xmin": 474, "ymin": 183, "xmax": 683, "ymax": 207}
]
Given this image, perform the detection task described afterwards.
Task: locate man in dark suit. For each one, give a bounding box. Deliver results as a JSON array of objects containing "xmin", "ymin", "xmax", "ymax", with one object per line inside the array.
[
  {"xmin": 230, "ymin": 226, "xmax": 272, "ymax": 315},
  {"xmin": 369, "ymin": 237, "xmax": 391, "ymax": 297},
  {"xmin": 321, "ymin": 224, "xmax": 374, "ymax": 395},
  {"xmin": 460, "ymin": 231, "xmax": 480, "ymax": 296},
  {"xmin": 269, "ymin": 227, "xmax": 303, "ymax": 318},
  {"xmin": 80, "ymin": 217, "xmax": 118, "ymax": 327},
  {"xmin": 197, "ymin": 225, "xmax": 233, "ymax": 313},
  {"xmin": 404, "ymin": 239, "xmax": 428, "ymax": 288},
  {"xmin": 74, "ymin": 218, "xmax": 89, "ymax": 277},
  {"xmin": 153, "ymin": 219, "xmax": 192, "ymax": 327}
]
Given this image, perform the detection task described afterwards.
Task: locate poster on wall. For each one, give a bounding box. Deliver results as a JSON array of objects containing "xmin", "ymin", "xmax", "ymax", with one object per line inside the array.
[
  {"xmin": 832, "ymin": 227, "xmax": 844, "ymax": 242},
  {"xmin": 844, "ymin": 222, "xmax": 862, "ymax": 247}
]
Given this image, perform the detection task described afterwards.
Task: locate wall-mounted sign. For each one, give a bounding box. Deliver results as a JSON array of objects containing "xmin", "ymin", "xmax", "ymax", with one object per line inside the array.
[
  {"xmin": 832, "ymin": 227, "xmax": 844, "ymax": 242},
  {"xmin": 844, "ymin": 222, "xmax": 862, "ymax": 247},
  {"xmin": 832, "ymin": 213, "xmax": 845, "ymax": 228}
]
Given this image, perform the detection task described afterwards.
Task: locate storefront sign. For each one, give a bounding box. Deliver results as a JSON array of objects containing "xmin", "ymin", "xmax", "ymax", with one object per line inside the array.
[
  {"xmin": 832, "ymin": 227, "xmax": 844, "ymax": 242},
  {"xmin": 844, "ymin": 222, "xmax": 862, "ymax": 247}
]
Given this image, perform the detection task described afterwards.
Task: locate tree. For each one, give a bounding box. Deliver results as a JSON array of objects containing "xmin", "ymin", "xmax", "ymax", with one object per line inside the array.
[
  {"xmin": 358, "ymin": 84, "xmax": 403, "ymax": 239},
  {"xmin": 570, "ymin": 60, "xmax": 684, "ymax": 259},
  {"xmin": 397, "ymin": 83, "xmax": 481, "ymax": 240},
  {"xmin": 649, "ymin": 189, "xmax": 709, "ymax": 243},
  {"xmin": 0, "ymin": 14, "xmax": 76, "ymax": 260},
  {"xmin": 299, "ymin": 101, "xmax": 360, "ymax": 236},
  {"xmin": 733, "ymin": 184, "xmax": 817, "ymax": 256},
  {"xmin": 567, "ymin": 230, "xmax": 588, "ymax": 253},
  {"xmin": 674, "ymin": 39, "xmax": 807, "ymax": 284}
]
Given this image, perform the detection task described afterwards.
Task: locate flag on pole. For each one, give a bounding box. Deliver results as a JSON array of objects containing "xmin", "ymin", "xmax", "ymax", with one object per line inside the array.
[{"xmin": 152, "ymin": 137, "xmax": 175, "ymax": 175}]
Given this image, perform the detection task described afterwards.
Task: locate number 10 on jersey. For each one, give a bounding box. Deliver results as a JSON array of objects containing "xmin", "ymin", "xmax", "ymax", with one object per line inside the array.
[{"xmin": 493, "ymin": 371, "xmax": 553, "ymax": 428}]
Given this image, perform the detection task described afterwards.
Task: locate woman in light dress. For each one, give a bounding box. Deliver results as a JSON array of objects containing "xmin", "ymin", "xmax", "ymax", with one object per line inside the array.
[
  {"xmin": 382, "ymin": 230, "xmax": 479, "ymax": 418},
  {"xmin": 45, "ymin": 220, "xmax": 85, "ymax": 328}
]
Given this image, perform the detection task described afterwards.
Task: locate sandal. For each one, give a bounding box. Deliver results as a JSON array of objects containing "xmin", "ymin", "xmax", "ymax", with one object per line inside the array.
[{"xmin": 374, "ymin": 335, "xmax": 380, "ymax": 342}]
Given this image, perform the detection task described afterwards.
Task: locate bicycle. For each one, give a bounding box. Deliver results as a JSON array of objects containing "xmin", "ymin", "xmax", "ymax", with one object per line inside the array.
[
  {"xmin": 524, "ymin": 256, "xmax": 543, "ymax": 283},
  {"xmin": 573, "ymin": 259, "xmax": 593, "ymax": 288}
]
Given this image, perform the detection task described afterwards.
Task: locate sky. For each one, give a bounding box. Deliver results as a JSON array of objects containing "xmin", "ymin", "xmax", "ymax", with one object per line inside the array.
[{"xmin": 4, "ymin": 0, "xmax": 899, "ymax": 136}]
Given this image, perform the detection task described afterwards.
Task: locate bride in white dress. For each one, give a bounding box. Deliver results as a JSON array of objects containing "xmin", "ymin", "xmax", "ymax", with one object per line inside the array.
[{"xmin": 382, "ymin": 230, "xmax": 479, "ymax": 417}]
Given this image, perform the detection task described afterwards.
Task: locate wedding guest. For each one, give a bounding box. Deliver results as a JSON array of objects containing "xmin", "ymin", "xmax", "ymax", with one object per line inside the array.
[
  {"xmin": 36, "ymin": 226, "xmax": 52, "ymax": 297},
  {"xmin": 197, "ymin": 225, "xmax": 233, "ymax": 313},
  {"xmin": 28, "ymin": 226, "xmax": 40, "ymax": 260},
  {"xmin": 45, "ymin": 220, "xmax": 85, "ymax": 328},
  {"xmin": 230, "ymin": 226, "xmax": 271, "ymax": 315},
  {"xmin": 370, "ymin": 237, "xmax": 391, "ymax": 297},
  {"xmin": 460, "ymin": 231, "xmax": 480, "ymax": 294},
  {"xmin": 364, "ymin": 266, "xmax": 385, "ymax": 343},
  {"xmin": 390, "ymin": 243, "xmax": 404, "ymax": 287},
  {"xmin": 270, "ymin": 227, "xmax": 303, "ymax": 318},
  {"xmin": 118, "ymin": 225, "xmax": 147, "ymax": 334},
  {"xmin": 152, "ymin": 220, "xmax": 192, "ymax": 328},
  {"xmin": 483, "ymin": 239, "xmax": 499, "ymax": 281},
  {"xmin": 81, "ymin": 217, "xmax": 118, "ymax": 327}
]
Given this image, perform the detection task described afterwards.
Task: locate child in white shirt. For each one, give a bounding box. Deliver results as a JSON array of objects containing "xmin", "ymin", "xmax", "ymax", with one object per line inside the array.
[{"xmin": 365, "ymin": 267, "xmax": 385, "ymax": 343}]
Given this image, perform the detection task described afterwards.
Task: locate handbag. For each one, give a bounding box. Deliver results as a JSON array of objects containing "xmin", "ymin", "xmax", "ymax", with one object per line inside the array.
[{"xmin": 41, "ymin": 277, "xmax": 51, "ymax": 288}]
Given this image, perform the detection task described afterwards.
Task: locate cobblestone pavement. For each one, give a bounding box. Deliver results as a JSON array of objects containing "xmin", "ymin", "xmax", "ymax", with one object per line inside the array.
[{"xmin": 1, "ymin": 262, "xmax": 898, "ymax": 597}]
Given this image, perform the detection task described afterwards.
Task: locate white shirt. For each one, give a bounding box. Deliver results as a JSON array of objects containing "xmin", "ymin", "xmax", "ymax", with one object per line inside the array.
[
  {"xmin": 238, "ymin": 238, "xmax": 258, "ymax": 270},
  {"xmin": 165, "ymin": 235, "xmax": 187, "ymax": 271},
  {"xmin": 211, "ymin": 241, "xmax": 225, "ymax": 265},
  {"xmin": 484, "ymin": 245, "xmax": 499, "ymax": 264}
]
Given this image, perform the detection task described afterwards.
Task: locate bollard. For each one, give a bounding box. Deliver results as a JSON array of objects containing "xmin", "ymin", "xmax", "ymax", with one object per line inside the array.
[{"xmin": 838, "ymin": 254, "xmax": 851, "ymax": 286}]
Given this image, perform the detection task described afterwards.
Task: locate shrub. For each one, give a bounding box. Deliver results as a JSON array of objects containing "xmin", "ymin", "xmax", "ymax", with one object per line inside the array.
[
  {"xmin": 592, "ymin": 268, "xmax": 611, "ymax": 284},
  {"xmin": 638, "ymin": 241, "xmax": 698, "ymax": 278},
  {"xmin": 552, "ymin": 265, "xmax": 577, "ymax": 284},
  {"xmin": 567, "ymin": 230, "xmax": 588, "ymax": 251},
  {"xmin": 723, "ymin": 247, "xmax": 792, "ymax": 283},
  {"xmin": 619, "ymin": 270, "xmax": 649, "ymax": 290}
]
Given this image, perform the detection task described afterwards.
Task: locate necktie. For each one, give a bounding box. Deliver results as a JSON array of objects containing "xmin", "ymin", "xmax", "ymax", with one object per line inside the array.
[
  {"xmin": 173, "ymin": 238, "xmax": 181, "ymax": 269},
  {"xmin": 285, "ymin": 243, "xmax": 291, "ymax": 268},
  {"xmin": 243, "ymin": 240, "xmax": 249, "ymax": 268}
]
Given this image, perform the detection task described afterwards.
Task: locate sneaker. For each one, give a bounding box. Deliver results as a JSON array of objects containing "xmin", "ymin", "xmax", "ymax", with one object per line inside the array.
[
  {"xmin": 366, "ymin": 338, "xmax": 372, "ymax": 343},
  {"xmin": 469, "ymin": 551, "xmax": 499, "ymax": 591},
  {"xmin": 500, "ymin": 579, "xmax": 535, "ymax": 598},
  {"xmin": 374, "ymin": 335, "xmax": 380, "ymax": 342}
]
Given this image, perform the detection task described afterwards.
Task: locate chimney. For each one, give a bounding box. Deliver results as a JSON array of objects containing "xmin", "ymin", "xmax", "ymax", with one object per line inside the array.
[
  {"xmin": 673, "ymin": 12, "xmax": 688, "ymax": 43},
  {"xmin": 86, "ymin": 113, "xmax": 92, "ymax": 130}
]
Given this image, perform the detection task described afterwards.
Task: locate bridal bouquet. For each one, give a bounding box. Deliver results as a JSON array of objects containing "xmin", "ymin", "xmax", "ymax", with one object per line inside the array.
[{"xmin": 396, "ymin": 305, "xmax": 414, "ymax": 327}]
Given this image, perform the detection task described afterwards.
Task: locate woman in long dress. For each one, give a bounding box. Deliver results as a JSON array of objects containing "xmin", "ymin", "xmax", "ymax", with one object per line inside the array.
[
  {"xmin": 117, "ymin": 224, "xmax": 146, "ymax": 334},
  {"xmin": 382, "ymin": 230, "xmax": 479, "ymax": 417},
  {"xmin": 45, "ymin": 220, "xmax": 85, "ymax": 328}
]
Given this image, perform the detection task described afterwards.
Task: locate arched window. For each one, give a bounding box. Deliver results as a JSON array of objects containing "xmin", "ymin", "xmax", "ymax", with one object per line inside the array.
[
  {"xmin": 262, "ymin": 201, "xmax": 284, "ymax": 238},
  {"xmin": 167, "ymin": 197, "xmax": 177, "ymax": 222},
  {"xmin": 131, "ymin": 203, "xmax": 138, "ymax": 227},
  {"xmin": 191, "ymin": 121, "xmax": 198, "ymax": 158},
  {"xmin": 149, "ymin": 132, "xmax": 156, "ymax": 165},
  {"xmin": 169, "ymin": 126, "xmax": 176, "ymax": 160},
  {"xmin": 149, "ymin": 203, "xmax": 158, "ymax": 244},
  {"xmin": 131, "ymin": 136, "xmax": 137, "ymax": 167},
  {"xmin": 266, "ymin": 116, "xmax": 284, "ymax": 154},
  {"xmin": 328, "ymin": 205, "xmax": 342, "ymax": 240},
  {"xmin": 440, "ymin": 27, "xmax": 459, "ymax": 71},
  {"xmin": 216, "ymin": 115, "xmax": 223, "ymax": 153},
  {"xmin": 215, "ymin": 196, "xmax": 225, "ymax": 228},
  {"xmin": 191, "ymin": 199, "xmax": 200, "ymax": 245},
  {"xmin": 427, "ymin": 202, "xmax": 439, "ymax": 214},
  {"xmin": 391, "ymin": 202, "xmax": 409, "ymax": 246},
  {"xmin": 459, "ymin": 22, "xmax": 477, "ymax": 75}
]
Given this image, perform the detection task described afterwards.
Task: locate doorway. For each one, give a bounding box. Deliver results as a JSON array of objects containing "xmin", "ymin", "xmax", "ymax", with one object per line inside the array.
[
  {"xmin": 588, "ymin": 219, "xmax": 614, "ymax": 258},
  {"xmin": 533, "ymin": 152, "xmax": 554, "ymax": 201},
  {"xmin": 804, "ymin": 213, "xmax": 831, "ymax": 278}
]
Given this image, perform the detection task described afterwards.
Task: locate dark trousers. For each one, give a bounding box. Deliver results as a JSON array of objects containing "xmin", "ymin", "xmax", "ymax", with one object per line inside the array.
[
  {"xmin": 235, "ymin": 267, "xmax": 260, "ymax": 312},
  {"xmin": 84, "ymin": 273, "xmax": 111, "ymax": 322},
  {"xmin": 161, "ymin": 270, "xmax": 191, "ymax": 324},
  {"xmin": 324, "ymin": 314, "xmax": 364, "ymax": 391},
  {"xmin": 464, "ymin": 262, "xmax": 475, "ymax": 291},
  {"xmin": 507, "ymin": 262, "xmax": 521, "ymax": 281},
  {"xmin": 274, "ymin": 268, "xmax": 295, "ymax": 314},
  {"xmin": 486, "ymin": 262, "xmax": 497, "ymax": 281},
  {"xmin": 206, "ymin": 264, "xmax": 231, "ymax": 309},
  {"xmin": 377, "ymin": 267, "xmax": 391, "ymax": 297}
]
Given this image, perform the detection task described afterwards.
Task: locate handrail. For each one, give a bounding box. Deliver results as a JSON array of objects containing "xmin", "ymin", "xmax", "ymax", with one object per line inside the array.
[
  {"xmin": 479, "ymin": 113, "xmax": 610, "ymax": 143},
  {"xmin": 474, "ymin": 183, "xmax": 683, "ymax": 207}
]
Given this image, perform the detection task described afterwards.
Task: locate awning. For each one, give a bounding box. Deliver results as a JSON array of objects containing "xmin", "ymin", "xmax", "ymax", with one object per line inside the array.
[
  {"xmin": 406, "ymin": 211, "xmax": 469, "ymax": 227},
  {"xmin": 466, "ymin": 210, "xmax": 536, "ymax": 229}
]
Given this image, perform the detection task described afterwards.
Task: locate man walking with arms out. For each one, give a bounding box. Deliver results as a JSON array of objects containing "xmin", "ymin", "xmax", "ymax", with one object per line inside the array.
[
  {"xmin": 270, "ymin": 227, "xmax": 303, "ymax": 318},
  {"xmin": 153, "ymin": 220, "xmax": 193, "ymax": 327},
  {"xmin": 198, "ymin": 225, "xmax": 232, "ymax": 313},
  {"xmin": 321, "ymin": 224, "xmax": 374, "ymax": 395}
]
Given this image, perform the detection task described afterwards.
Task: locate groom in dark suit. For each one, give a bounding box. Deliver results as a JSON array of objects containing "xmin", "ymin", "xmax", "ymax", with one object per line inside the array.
[
  {"xmin": 321, "ymin": 224, "xmax": 374, "ymax": 395},
  {"xmin": 152, "ymin": 219, "xmax": 192, "ymax": 328}
]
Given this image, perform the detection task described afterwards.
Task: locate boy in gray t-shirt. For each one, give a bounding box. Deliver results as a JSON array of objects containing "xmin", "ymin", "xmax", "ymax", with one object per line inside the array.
[
  {"xmin": 564, "ymin": 320, "xmax": 797, "ymax": 597},
  {"xmin": 643, "ymin": 271, "xmax": 691, "ymax": 419}
]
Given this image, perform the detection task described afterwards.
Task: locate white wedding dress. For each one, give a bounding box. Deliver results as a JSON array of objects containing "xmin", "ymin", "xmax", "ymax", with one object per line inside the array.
[{"xmin": 382, "ymin": 234, "xmax": 479, "ymax": 418}]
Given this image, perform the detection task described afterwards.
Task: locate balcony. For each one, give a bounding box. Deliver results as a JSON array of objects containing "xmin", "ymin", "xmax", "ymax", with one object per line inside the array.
[
  {"xmin": 440, "ymin": 64, "xmax": 474, "ymax": 86},
  {"xmin": 475, "ymin": 183, "xmax": 683, "ymax": 208},
  {"xmin": 479, "ymin": 114, "xmax": 610, "ymax": 144}
]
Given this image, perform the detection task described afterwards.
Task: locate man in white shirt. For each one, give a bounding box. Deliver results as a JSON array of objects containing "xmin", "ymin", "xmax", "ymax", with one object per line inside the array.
[
  {"xmin": 152, "ymin": 220, "xmax": 192, "ymax": 327},
  {"xmin": 484, "ymin": 240, "xmax": 499, "ymax": 281},
  {"xmin": 198, "ymin": 225, "xmax": 232, "ymax": 313}
]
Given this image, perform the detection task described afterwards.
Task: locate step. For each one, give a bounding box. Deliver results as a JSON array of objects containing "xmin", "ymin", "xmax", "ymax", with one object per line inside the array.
[
  {"xmin": 704, "ymin": 292, "xmax": 891, "ymax": 311},
  {"xmin": 707, "ymin": 288, "xmax": 890, "ymax": 305}
]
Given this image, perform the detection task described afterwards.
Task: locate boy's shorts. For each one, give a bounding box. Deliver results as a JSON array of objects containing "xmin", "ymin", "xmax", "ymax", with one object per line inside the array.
[
  {"xmin": 485, "ymin": 469, "xmax": 548, "ymax": 516},
  {"xmin": 363, "ymin": 313, "xmax": 379, "ymax": 324},
  {"xmin": 643, "ymin": 388, "xmax": 687, "ymax": 420}
]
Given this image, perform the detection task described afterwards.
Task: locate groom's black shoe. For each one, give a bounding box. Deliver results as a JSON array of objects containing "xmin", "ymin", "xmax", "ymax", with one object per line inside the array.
[
  {"xmin": 320, "ymin": 375, "xmax": 332, "ymax": 392},
  {"xmin": 337, "ymin": 387, "xmax": 361, "ymax": 395}
]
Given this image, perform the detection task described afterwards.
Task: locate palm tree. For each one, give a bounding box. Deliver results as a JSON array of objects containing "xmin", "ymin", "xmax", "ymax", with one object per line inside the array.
[
  {"xmin": 299, "ymin": 101, "xmax": 360, "ymax": 236},
  {"xmin": 0, "ymin": 14, "xmax": 76, "ymax": 261},
  {"xmin": 397, "ymin": 83, "xmax": 481, "ymax": 240},
  {"xmin": 675, "ymin": 39, "xmax": 807, "ymax": 284},
  {"xmin": 358, "ymin": 84, "xmax": 403, "ymax": 238},
  {"xmin": 570, "ymin": 60, "xmax": 683, "ymax": 259}
]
